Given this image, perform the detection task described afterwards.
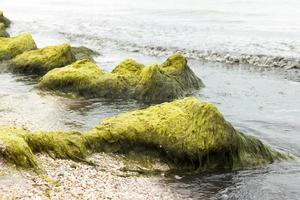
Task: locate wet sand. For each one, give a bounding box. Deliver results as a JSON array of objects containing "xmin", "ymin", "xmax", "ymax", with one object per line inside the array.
[{"xmin": 0, "ymin": 153, "xmax": 190, "ymax": 200}]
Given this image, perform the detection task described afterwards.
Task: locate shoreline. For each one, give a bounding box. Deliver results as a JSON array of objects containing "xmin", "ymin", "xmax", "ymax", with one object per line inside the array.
[
  {"xmin": 0, "ymin": 153, "xmax": 189, "ymax": 200},
  {"xmin": 1, "ymin": 3, "xmax": 300, "ymax": 199}
]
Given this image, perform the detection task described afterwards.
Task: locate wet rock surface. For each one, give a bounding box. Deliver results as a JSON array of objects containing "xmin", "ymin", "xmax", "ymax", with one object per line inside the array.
[
  {"xmin": 0, "ymin": 10, "xmax": 10, "ymax": 27},
  {"xmin": 0, "ymin": 23, "xmax": 9, "ymax": 37},
  {"xmin": 71, "ymin": 46, "xmax": 100, "ymax": 62}
]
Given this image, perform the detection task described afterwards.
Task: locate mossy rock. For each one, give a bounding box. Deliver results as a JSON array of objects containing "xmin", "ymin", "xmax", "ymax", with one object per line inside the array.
[
  {"xmin": 86, "ymin": 97, "xmax": 287, "ymax": 171},
  {"xmin": 0, "ymin": 127, "xmax": 38, "ymax": 168},
  {"xmin": 38, "ymin": 59, "xmax": 104, "ymax": 95},
  {"xmin": 0, "ymin": 10, "xmax": 11, "ymax": 27},
  {"xmin": 134, "ymin": 55, "xmax": 202, "ymax": 102},
  {"xmin": 9, "ymin": 43, "xmax": 76, "ymax": 75},
  {"xmin": 39, "ymin": 54, "xmax": 204, "ymax": 102},
  {"xmin": 0, "ymin": 98, "xmax": 288, "ymax": 171},
  {"xmin": 0, "ymin": 34, "xmax": 37, "ymax": 61},
  {"xmin": 0, "ymin": 23, "xmax": 9, "ymax": 37},
  {"xmin": 0, "ymin": 127, "xmax": 88, "ymax": 169},
  {"xmin": 71, "ymin": 46, "xmax": 99, "ymax": 62}
]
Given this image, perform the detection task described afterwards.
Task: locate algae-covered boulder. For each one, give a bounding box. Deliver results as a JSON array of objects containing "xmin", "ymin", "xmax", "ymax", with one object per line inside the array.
[
  {"xmin": 39, "ymin": 59, "xmax": 130, "ymax": 98},
  {"xmin": 86, "ymin": 97, "xmax": 287, "ymax": 171},
  {"xmin": 9, "ymin": 43, "xmax": 76, "ymax": 75},
  {"xmin": 0, "ymin": 34, "xmax": 37, "ymax": 61},
  {"xmin": 0, "ymin": 10, "xmax": 10, "ymax": 27},
  {"xmin": 0, "ymin": 126, "xmax": 88, "ymax": 168},
  {"xmin": 0, "ymin": 127, "xmax": 38, "ymax": 168},
  {"xmin": 0, "ymin": 98, "xmax": 287, "ymax": 171},
  {"xmin": 0, "ymin": 23, "xmax": 9, "ymax": 37},
  {"xmin": 135, "ymin": 54, "xmax": 203, "ymax": 102},
  {"xmin": 71, "ymin": 46, "xmax": 99, "ymax": 62},
  {"xmin": 39, "ymin": 59, "xmax": 104, "ymax": 96},
  {"xmin": 39, "ymin": 54, "xmax": 204, "ymax": 102}
]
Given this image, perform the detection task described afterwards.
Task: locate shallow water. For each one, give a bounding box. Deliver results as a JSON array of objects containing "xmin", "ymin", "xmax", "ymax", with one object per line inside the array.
[
  {"xmin": 1, "ymin": 0, "xmax": 300, "ymax": 199},
  {"xmin": 3, "ymin": 0, "xmax": 300, "ymax": 70}
]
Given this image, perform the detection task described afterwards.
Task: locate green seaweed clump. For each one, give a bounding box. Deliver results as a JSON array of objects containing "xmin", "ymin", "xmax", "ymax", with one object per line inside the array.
[
  {"xmin": 0, "ymin": 98, "xmax": 288, "ymax": 171},
  {"xmin": 0, "ymin": 10, "xmax": 10, "ymax": 27},
  {"xmin": 38, "ymin": 59, "xmax": 104, "ymax": 96},
  {"xmin": 0, "ymin": 126, "xmax": 88, "ymax": 169},
  {"xmin": 39, "ymin": 53, "xmax": 204, "ymax": 102},
  {"xmin": 86, "ymin": 97, "xmax": 287, "ymax": 171},
  {"xmin": 135, "ymin": 54, "xmax": 204, "ymax": 102},
  {"xmin": 9, "ymin": 43, "xmax": 76, "ymax": 75},
  {"xmin": 0, "ymin": 127, "xmax": 38, "ymax": 168},
  {"xmin": 0, "ymin": 23, "xmax": 9, "ymax": 37},
  {"xmin": 0, "ymin": 34, "xmax": 37, "ymax": 61}
]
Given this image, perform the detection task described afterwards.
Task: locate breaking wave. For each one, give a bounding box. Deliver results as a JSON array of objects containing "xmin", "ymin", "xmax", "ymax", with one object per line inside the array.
[{"xmin": 61, "ymin": 32, "xmax": 300, "ymax": 70}]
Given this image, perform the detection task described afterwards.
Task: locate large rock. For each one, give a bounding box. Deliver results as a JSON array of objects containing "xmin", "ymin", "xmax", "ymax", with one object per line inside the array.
[
  {"xmin": 86, "ymin": 97, "xmax": 287, "ymax": 171},
  {"xmin": 0, "ymin": 34, "xmax": 37, "ymax": 61},
  {"xmin": 0, "ymin": 23, "xmax": 9, "ymax": 37},
  {"xmin": 0, "ymin": 10, "xmax": 10, "ymax": 27},
  {"xmin": 0, "ymin": 98, "xmax": 287, "ymax": 171},
  {"xmin": 9, "ymin": 44, "xmax": 76, "ymax": 75},
  {"xmin": 39, "ymin": 54, "xmax": 204, "ymax": 102}
]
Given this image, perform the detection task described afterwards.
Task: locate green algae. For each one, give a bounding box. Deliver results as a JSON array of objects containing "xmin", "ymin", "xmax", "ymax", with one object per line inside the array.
[
  {"xmin": 85, "ymin": 97, "xmax": 287, "ymax": 171},
  {"xmin": 131, "ymin": 53, "xmax": 203, "ymax": 102},
  {"xmin": 0, "ymin": 98, "xmax": 288, "ymax": 171},
  {"xmin": 38, "ymin": 59, "xmax": 104, "ymax": 96},
  {"xmin": 24, "ymin": 131, "xmax": 89, "ymax": 162},
  {"xmin": 9, "ymin": 43, "xmax": 76, "ymax": 75},
  {"xmin": 39, "ymin": 53, "xmax": 204, "ymax": 102},
  {"xmin": 111, "ymin": 58, "xmax": 144, "ymax": 80},
  {"xmin": 0, "ymin": 127, "xmax": 88, "ymax": 169},
  {"xmin": 0, "ymin": 23, "xmax": 9, "ymax": 38},
  {"xmin": 0, "ymin": 127, "xmax": 38, "ymax": 168},
  {"xmin": 0, "ymin": 34, "xmax": 37, "ymax": 61},
  {"xmin": 0, "ymin": 10, "xmax": 10, "ymax": 27}
]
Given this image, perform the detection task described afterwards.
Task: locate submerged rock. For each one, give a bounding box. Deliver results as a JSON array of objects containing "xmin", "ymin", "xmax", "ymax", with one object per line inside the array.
[
  {"xmin": 0, "ymin": 23, "xmax": 9, "ymax": 37},
  {"xmin": 71, "ymin": 46, "xmax": 99, "ymax": 62},
  {"xmin": 0, "ymin": 98, "xmax": 287, "ymax": 171},
  {"xmin": 0, "ymin": 34, "xmax": 37, "ymax": 61},
  {"xmin": 0, "ymin": 10, "xmax": 11, "ymax": 27},
  {"xmin": 39, "ymin": 54, "xmax": 204, "ymax": 102},
  {"xmin": 9, "ymin": 44, "xmax": 76, "ymax": 75}
]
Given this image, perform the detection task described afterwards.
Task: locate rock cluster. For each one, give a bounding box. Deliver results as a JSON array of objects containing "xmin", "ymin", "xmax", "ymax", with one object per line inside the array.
[
  {"xmin": 39, "ymin": 54, "xmax": 204, "ymax": 102},
  {"xmin": 0, "ymin": 16, "xmax": 203, "ymax": 102}
]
